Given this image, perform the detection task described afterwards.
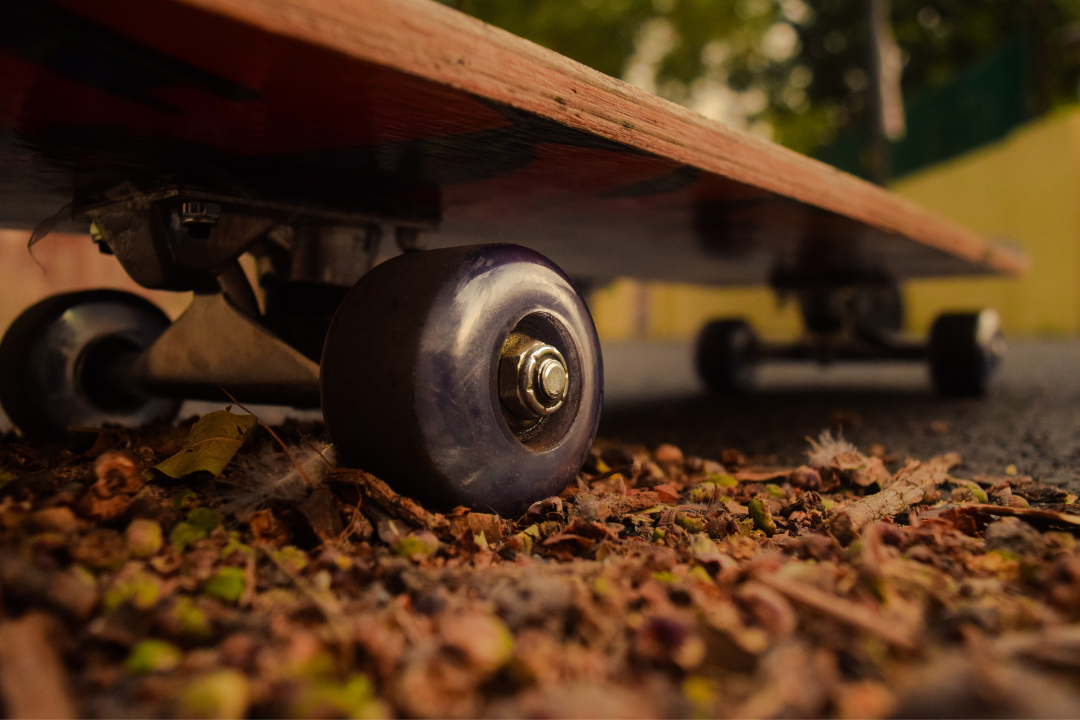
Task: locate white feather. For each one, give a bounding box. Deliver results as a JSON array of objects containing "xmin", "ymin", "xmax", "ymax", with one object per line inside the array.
[
  {"xmin": 805, "ymin": 430, "xmax": 858, "ymax": 470},
  {"xmin": 219, "ymin": 441, "xmax": 335, "ymax": 516}
]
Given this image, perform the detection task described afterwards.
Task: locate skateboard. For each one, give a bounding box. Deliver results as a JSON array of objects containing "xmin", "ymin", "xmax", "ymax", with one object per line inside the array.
[{"xmin": 0, "ymin": 0, "xmax": 1025, "ymax": 513}]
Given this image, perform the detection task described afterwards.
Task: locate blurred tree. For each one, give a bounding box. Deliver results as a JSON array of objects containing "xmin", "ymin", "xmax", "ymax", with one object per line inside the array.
[{"xmin": 440, "ymin": 0, "xmax": 1080, "ymax": 158}]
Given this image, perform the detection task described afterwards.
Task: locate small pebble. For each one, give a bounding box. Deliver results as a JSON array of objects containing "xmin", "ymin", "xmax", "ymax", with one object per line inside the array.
[{"xmin": 654, "ymin": 444, "xmax": 684, "ymax": 466}]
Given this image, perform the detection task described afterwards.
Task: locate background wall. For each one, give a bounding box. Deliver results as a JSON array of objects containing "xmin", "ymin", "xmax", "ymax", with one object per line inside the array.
[
  {"xmin": 0, "ymin": 230, "xmax": 189, "ymax": 331},
  {"xmin": 897, "ymin": 108, "xmax": 1080, "ymax": 337}
]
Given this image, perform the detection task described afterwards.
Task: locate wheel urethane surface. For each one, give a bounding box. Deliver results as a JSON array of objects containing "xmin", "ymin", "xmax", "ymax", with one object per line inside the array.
[
  {"xmin": 320, "ymin": 245, "xmax": 603, "ymax": 516},
  {"xmin": 695, "ymin": 318, "xmax": 758, "ymax": 394},
  {"xmin": 929, "ymin": 310, "xmax": 1004, "ymax": 398},
  {"xmin": 0, "ymin": 290, "xmax": 180, "ymax": 436}
]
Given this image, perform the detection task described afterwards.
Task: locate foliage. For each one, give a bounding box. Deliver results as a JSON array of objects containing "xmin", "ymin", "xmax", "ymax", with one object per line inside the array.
[{"xmin": 441, "ymin": 0, "xmax": 1080, "ymax": 155}]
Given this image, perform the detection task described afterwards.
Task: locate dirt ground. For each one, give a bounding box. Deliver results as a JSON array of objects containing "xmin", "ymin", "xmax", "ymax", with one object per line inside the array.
[{"xmin": 1, "ymin": 408, "xmax": 1079, "ymax": 719}]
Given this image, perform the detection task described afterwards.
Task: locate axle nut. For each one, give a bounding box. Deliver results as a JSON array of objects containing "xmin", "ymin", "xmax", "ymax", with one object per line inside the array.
[{"xmin": 499, "ymin": 333, "xmax": 569, "ymax": 419}]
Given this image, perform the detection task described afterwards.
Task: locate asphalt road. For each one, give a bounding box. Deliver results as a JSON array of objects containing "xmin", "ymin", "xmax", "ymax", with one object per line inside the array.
[
  {"xmin": 1, "ymin": 337, "xmax": 1076, "ymax": 491},
  {"xmin": 600, "ymin": 339, "xmax": 1080, "ymax": 491}
]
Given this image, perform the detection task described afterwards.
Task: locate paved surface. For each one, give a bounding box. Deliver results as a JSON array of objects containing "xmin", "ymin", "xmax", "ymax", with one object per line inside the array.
[
  {"xmin": 2, "ymin": 336, "xmax": 1076, "ymax": 490},
  {"xmin": 601, "ymin": 339, "xmax": 1080, "ymax": 490}
]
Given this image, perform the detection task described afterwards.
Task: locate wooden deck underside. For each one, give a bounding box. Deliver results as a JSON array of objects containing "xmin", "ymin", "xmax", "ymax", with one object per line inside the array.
[{"xmin": 0, "ymin": 0, "xmax": 1028, "ymax": 286}]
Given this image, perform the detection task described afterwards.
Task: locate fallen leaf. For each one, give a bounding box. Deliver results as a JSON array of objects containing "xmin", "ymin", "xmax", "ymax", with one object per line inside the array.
[
  {"xmin": 654, "ymin": 483, "xmax": 680, "ymax": 503},
  {"xmin": 152, "ymin": 410, "xmax": 257, "ymax": 479}
]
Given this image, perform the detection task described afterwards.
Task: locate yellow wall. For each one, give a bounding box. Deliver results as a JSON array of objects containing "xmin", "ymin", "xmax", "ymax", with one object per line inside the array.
[
  {"xmin": 591, "ymin": 280, "xmax": 804, "ymax": 342},
  {"xmin": 895, "ymin": 108, "xmax": 1080, "ymax": 337},
  {"xmin": 592, "ymin": 107, "xmax": 1080, "ymax": 341}
]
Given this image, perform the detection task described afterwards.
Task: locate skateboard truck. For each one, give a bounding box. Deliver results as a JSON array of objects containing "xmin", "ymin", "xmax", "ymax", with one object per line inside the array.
[
  {"xmin": 62, "ymin": 184, "xmax": 436, "ymax": 406},
  {"xmin": 0, "ymin": 186, "xmax": 603, "ymax": 515},
  {"xmin": 695, "ymin": 261, "xmax": 1004, "ymax": 397},
  {"xmin": 131, "ymin": 291, "xmax": 321, "ymax": 408}
]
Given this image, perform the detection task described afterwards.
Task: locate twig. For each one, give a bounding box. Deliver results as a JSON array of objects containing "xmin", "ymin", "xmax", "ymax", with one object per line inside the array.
[
  {"xmin": 829, "ymin": 453, "xmax": 960, "ymax": 539},
  {"xmin": 331, "ymin": 468, "xmax": 448, "ymax": 531},
  {"xmin": 954, "ymin": 504, "xmax": 1080, "ymax": 533}
]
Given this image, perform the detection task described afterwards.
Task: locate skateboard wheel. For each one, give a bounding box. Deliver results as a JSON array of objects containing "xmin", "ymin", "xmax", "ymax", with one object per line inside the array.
[
  {"xmin": 321, "ymin": 244, "xmax": 603, "ymax": 515},
  {"xmin": 695, "ymin": 318, "xmax": 758, "ymax": 394},
  {"xmin": 928, "ymin": 310, "xmax": 1004, "ymax": 397},
  {"xmin": 0, "ymin": 290, "xmax": 181, "ymax": 437}
]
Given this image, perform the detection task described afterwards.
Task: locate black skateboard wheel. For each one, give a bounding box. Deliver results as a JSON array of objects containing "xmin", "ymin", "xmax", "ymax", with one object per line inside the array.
[
  {"xmin": 321, "ymin": 244, "xmax": 603, "ymax": 515},
  {"xmin": 929, "ymin": 309, "xmax": 1004, "ymax": 397},
  {"xmin": 695, "ymin": 318, "xmax": 759, "ymax": 394},
  {"xmin": 0, "ymin": 290, "xmax": 181, "ymax": 437}
]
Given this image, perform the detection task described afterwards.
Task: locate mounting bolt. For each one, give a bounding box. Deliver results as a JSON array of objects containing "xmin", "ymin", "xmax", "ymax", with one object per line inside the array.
[
  {"xmin": 499, "ymin": 333, "xmax": 569, "ymax": 419},
  {"xmin": 179, "ymin": 201, "xmax": 221, "ymax": 238}
]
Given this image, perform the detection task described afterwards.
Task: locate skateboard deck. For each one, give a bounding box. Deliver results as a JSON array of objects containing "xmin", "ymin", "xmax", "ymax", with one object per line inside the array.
[{"xmin": 0, "ymin": 0, "xmax": 1028, "ymax": 287}]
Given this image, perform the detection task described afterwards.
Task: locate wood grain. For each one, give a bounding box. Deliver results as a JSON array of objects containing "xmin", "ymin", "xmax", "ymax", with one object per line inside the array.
[{"xmin": 174, "ymin": 0, "xmax": 1027, "ymax": 276}]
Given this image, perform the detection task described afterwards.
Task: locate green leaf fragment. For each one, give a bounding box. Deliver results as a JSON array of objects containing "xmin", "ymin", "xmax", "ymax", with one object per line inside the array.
[
  {"xmin": 505, "ymin": 531, "xmax": 534, "ymax": 554},
  {"xmin": 392, "ymin": 532, "xmax": 440, "ymax": 559},
  {"xmin": 675, "ymin": 513, "xmax": 706, "ymax": 533},
  {"xmin": 177, "ymin": 669, "xmax": 250, "ymax": 720},
  {"xmin": 748, "ymin": 497, "xmax": 777, "ymax": 537},
  {"xmin": 273, "ymin": 546, "xmax": 308, "ymax": 574},
  {"xmin": 688, "ymin": 483, "xmax": 716, "ymax": 503},
  {"xmin": 204, "ymin": 566, "xmax": 247, "ymax": 604},
  {"xmin": 220, "ymin": 532, "xmax": 256, "ymax": 560},
  {"xmin": 104, "ymin": 570, "xmax": 162, "ymax": 611},
  {"xmin": 187, "ymin": 507, "xmax": 222, "ymax": 533},
  {"xmin": 171, "ymin": 489, "xmax": 198, "ymax": 510},
  {"xmin": 125, "ymin": 519, "xmax": 163, "ymax": 558},
  {"xmin": 473, "ymin": 530, "xmax": 489, "ymax": 550},
  {"xmin": 709, "ymin": 473, "xmax": 739, "ymax": 488},
  {"xmin": 683, "ymin": 676, "xmax": 717, "ymax": 719},
  {"xmin": 951, "ymin": 479, "xmax": 988, "ymax": 503},
  {"xmin": 291, "ymin": 674, "xmax": 383, "ymax": 720},
  {"xmin": 288, "ymin": 649, "xmax": 337, "ymax": 679},
  {"xmin": 688, "ymin": 565, "xmax": 713, "ymax": 583},
  {"xmin": 171, "ymin": 597, "xmax": 213, "ymax": 639},
  {"xmin": 170, "ymin": 522, "xmax": 208, "ymax": 553},
  {"xmin": 125, "ymin": 639, "xmax": 182, "ymax": 675},
  {"xmin": 690, "ymin": 533, "xmax": 722, "ymax": 562},
  {"xmin": 152, "ymin": 410, "xmax": 257, "ymax": 479}
]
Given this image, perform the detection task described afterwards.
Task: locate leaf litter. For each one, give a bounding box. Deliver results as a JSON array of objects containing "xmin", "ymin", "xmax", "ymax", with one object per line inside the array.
[{"xmin": 0, "ymin": 421, "xmax": 1079, "ymax": 718}]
